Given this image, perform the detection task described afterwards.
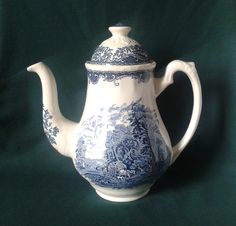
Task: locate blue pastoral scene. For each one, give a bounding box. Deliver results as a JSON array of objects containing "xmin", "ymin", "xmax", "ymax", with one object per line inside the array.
[{"xmin": 74, "ymin": 99, "xmax": 171, "ymax": 189}]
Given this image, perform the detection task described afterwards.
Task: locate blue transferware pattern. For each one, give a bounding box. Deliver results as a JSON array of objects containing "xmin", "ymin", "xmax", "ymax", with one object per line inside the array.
[
  {"xmin": 74, "ymin": 99, "xmax": 171, "ymax": 189},
  {"xmin": 89, "ymin": 45, "xmax": 150, "ymax": 65},
  {"xmin": 42, "ymin": 105, "xmax": 59, "ymax": 145},
  {"xmin": 87, "ymin": 70, "xmax": 151, "ymax": 85}
]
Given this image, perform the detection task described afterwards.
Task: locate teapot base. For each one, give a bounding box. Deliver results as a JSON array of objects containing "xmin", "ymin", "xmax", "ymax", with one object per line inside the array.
[{"xmin": 92, "ymin": 184, "xmax": 152, "ymax": 202}]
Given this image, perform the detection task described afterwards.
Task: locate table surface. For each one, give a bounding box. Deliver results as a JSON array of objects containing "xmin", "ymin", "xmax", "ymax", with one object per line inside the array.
[{"xmin": 1, "ymin": 0, "xmax": 236, "ymax": 225}]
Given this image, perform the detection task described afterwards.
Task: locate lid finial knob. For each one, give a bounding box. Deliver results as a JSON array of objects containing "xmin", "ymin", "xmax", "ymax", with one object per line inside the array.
[{"xmin": 109, "ymin": 25, "xmax": 131, "ymax": 37}]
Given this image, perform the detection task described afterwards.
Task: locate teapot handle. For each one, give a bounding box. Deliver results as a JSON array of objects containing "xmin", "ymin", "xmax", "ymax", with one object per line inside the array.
[{"xmin": 154, "ymin": 60, "xmax": 202, "ymax": 164}]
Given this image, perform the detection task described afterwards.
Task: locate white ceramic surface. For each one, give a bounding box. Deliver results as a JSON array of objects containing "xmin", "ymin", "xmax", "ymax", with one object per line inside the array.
[{"xmin": 27, "ymin": 26, "xmax": 202, "ymax": 202}]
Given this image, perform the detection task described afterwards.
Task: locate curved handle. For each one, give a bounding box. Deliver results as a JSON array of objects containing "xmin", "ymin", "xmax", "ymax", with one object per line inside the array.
[{"xmin": 154, "ymin": 60, "xmax": 202, "ymax": 163}]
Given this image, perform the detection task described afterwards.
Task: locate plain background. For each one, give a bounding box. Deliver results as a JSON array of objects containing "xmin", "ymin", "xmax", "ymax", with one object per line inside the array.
[{"xmin": 1, "ymin": 0, "xmax": 236, "ymax": 225}]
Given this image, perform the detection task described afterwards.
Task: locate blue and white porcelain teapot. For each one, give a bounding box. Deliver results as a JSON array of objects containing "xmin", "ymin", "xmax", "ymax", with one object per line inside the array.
[{"xmin": 27, "ymin": 26, "xmax": 202, "ymax": 202}]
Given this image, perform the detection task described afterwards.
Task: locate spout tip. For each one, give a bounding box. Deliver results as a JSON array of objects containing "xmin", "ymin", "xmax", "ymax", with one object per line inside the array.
[
  {"xmin": 27, "ymin": 62, "xmax": 44, "ymax": 72},
  {"xmin": 27, "ymin": 66, "xmax": 33, "ymax": 72}
]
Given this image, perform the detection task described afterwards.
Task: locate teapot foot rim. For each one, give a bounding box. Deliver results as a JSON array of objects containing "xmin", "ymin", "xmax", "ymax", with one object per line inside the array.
[
  {"xmin": 96, "ymin": 189, "xmax": 149, "ymax": 202},
  {"xmin": 93, "ymin": 184, "xmax": 151, "ymax": 202}
]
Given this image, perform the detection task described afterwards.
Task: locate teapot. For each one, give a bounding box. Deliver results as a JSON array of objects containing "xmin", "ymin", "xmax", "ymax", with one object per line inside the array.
[{"xmin": 27, "ymin": 26, "xmax": 202, "ymax": 202}]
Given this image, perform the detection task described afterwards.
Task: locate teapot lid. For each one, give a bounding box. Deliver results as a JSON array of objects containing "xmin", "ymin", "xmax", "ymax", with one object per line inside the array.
[{"xmin": 86, "ymin": 25, "xmax": 155, "ymax": 72}]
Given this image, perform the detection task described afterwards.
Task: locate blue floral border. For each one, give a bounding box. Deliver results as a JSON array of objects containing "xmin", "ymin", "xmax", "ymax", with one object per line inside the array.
[
  {"xmin": 87, "ymin": 70, "xmax": 151, "ymax": 85},
  {"xmin": 42, "ymin": 105, "xmax": 59, "ymax": 145},
  {"xmin": 90, "ymin": 45, "xmax": 150, "ymax": 65}
]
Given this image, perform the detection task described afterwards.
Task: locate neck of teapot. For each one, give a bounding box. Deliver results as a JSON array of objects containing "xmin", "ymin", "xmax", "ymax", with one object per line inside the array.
[
  {"xmin": 85, "ymin": 69, "xmax": 156, "ymax": 109},
  {"xmin": 85, "ymin": 61, "xmax": 156, "ymax": 86}
]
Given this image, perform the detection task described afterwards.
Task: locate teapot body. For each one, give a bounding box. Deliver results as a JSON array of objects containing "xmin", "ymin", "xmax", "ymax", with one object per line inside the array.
[
  {"xmin": 72, "ymin": 69, "xmax": 173, "ymax": 201},
  {"xmin": 28, "ymin": 25, "xmax": 202, "ymax": 202}
]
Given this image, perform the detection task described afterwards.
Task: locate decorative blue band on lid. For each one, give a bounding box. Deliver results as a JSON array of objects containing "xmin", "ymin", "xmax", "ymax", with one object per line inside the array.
[
  {"xmin": 88, "ymin": 26, "xmax": 151, "ymax": 65},
  {"xmin": 90, "ymin": 45, "xmax": 150, "ymax": 65}
]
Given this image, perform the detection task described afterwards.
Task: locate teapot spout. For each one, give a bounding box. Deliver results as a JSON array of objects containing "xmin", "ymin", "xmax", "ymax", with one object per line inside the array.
[{"xmin": 27, "ymin": 62, "xmax": 78, "ymax": 158}]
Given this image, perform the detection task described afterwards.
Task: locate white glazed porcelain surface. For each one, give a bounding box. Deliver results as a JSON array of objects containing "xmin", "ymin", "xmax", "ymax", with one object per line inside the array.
[{"xmin": 27, "ymin": 26, "xmax": 202, "ymax": 202}]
